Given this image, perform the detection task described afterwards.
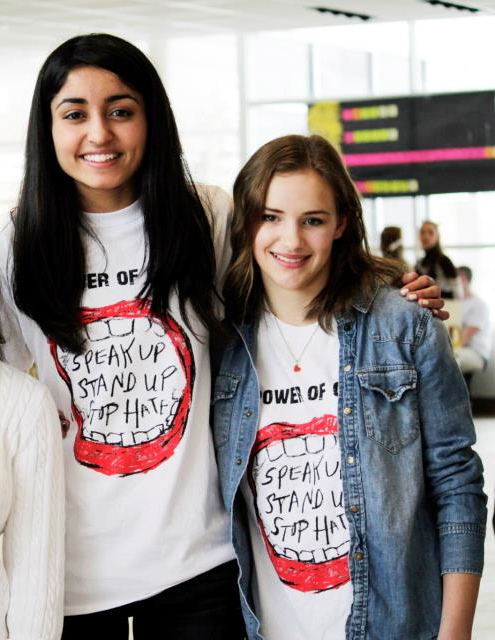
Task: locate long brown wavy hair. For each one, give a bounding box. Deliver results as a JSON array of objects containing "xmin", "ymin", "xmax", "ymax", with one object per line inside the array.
[{"xmin": 224, "ymin": 134, "xmax": 403, "ymax": 327}]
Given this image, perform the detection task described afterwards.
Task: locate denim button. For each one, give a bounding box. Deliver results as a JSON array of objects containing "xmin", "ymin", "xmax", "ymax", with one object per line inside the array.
[
  {"xmin": 354, "ymin": 551, "xmax": 364, "ymax": 561},
  {"xmin": 349, "ymin": 505, "xmax": 359, "ymax": 513},
  {"xmin": 346, "ymin": 455, "xmax": 355, "ymax": 465},
  {"xmin": 343, "ymin": 407, "xmax": 352, "ymax": 415},
  {"xmin": 245, "ymin": 409, "xmax": 252, "ymax": 417},
  {"xmin": 344, "ymin": 363, "xmax": 352, "ymax": 372},
  {"xmin": 386, "ymin": 389, "xmax": 396, "ymax": 399},
  {"xmin": 236, "ymin": 457, "xmax": 242, "ymax": 465}
]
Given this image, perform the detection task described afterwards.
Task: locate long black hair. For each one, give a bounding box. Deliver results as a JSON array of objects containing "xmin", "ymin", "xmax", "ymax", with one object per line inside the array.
[{"xmin": 13, "ymin": 33, "xmax": 220, "ymax": 352}]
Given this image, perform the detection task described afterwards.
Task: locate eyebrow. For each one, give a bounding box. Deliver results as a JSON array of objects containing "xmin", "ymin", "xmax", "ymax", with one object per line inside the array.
[
  {"xmin": 264, "ymin": 206, "xmax": 332, "ymax": 215},
  {"xmin": 55, "ymin": 93, "xmax": 139, "ymax": 110}
]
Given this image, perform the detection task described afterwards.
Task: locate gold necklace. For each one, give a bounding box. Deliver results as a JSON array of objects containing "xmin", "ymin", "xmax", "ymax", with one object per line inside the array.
[{"xmin": 272, "ymin": 314, "xmax": 320, "ymax": 373}]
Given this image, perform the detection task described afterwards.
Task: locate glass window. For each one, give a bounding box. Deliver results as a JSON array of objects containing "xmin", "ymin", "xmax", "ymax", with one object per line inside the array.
[
  {"xmin": 371, "ymin": 51, "xmax": 411, "ymax": 96},
  {"xmin": 415, "ymin": 16, "xmax": 495, "ymax": 92},
  {"xmin": 246, "ymin": 104, "xmax": 308, "ymax": 157},
  {"xmin": 245, "ymin": 33, "xmax": 310, "ymax": 102},
  {"xmin": 163, "ymin": 35, "xmax": 240, "ymax": 191},
  {"xmin": 0, "ymin": 49, "xmax": 44, "ymax": 213},
  {"xmin": 370, "ymin": 196, "xmax": 420, "ymax": 263},
  {"xmin": 426, "ymin": 192, "xmax": 495, "ymax": 247},
  {"xmin": 304, "ymin": 21, "xmax": 412, "ymax": 97},
  {"xmin": 312, "ymin": 45, "xmax": 370, "ymax": 99}
]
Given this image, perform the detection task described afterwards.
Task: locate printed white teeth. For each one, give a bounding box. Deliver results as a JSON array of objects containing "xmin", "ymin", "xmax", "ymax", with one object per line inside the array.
[
  {"xmin": 82, "ymin": 421, "xmax": 173, "ymax": 446},
  {"xmin": 284, "ymin": 548, "xmax": 299, "ymax": 560},
  {"xmin": 84, "ymin": 317, "xmax": 136, "ymax": 342},
  {"xmin": 313, "ymin": 548, "xmax": 327, "ymax": 563},
  {"xmin": 147, "ymin": 425, "xmax": 162, "ymax": 440},
  {"xmin": 166, "ymin": 399, "xmax": 180, "ymax": 426},
  {"xmin": 83, "ymin": 153, "xmax": 118, "ymax": 162},
  {"xmin": 267, "ymin": 543, "xmax": 349, "ymax": 563},
  {"xmin": 282, "ymin": 437, "xmax": 306, "ymax": 457},
  {"xmin": 266, "ymin": 441, "xmax": 284, "ymax": 461},
  {"xmin": 306, "ymin": 435, "xmax": 326, "ymax": 454},
  {"xmin": 264, "ymin": 435, "xmax": 330, "ymax": 459}
]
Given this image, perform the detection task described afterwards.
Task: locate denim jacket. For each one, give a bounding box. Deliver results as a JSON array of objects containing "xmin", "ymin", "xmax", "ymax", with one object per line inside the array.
[{"xmin": 211, "ymin": 285, "xmax": 487, "ymax": 640}]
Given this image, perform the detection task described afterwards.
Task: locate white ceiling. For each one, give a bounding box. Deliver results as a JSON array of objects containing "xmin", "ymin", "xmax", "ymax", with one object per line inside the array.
[{"xmin": 2, "ymin": 0, "xmax": 495, "ymax": 50}]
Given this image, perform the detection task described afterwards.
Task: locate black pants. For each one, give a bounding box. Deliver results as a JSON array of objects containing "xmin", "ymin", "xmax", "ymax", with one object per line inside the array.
[{"xmin": 61, "ymin": 561, "xmax": 246, "ymax": 639}]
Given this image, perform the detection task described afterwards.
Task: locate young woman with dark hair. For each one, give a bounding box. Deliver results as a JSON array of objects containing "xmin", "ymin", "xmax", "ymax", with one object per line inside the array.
[
  {"xmin": 0, "ymin": 33, "xmax": 244, "ymax": 639},
  {"xmin": 379, "ymin": 225, "xmax": 409, "ymax": 270},
  {"xmin": 13, "ymin": 32, "xmax": 220, "ymax": 352},
  {"xmin": 212, "ymin": 134, "xmax": 486, "ymax": 639},
  {"xmin": 415, "ymin": 220, "xmax": 460, "ymax": 299}
]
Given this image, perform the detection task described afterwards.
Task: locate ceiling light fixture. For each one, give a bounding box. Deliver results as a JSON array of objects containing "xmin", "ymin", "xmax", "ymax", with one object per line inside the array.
[
  {"xmin": 310, "ymin": 6, "xmax": 372, "ymax": 21},
  {"xmin": 425, "ymin": 1, "xmax": 479, "ymax": 13}
]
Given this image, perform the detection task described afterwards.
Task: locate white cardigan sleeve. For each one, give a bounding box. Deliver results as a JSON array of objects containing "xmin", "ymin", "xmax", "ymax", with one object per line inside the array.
[{"xmin": 2, "ymin": 370, "xmax": 65, "ymax": 639}]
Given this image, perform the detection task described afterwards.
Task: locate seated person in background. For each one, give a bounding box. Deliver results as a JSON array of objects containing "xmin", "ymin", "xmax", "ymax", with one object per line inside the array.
[
  {"xmin": 456, "ymin": 265, "xmax": 491, "ymax": 375},
  {"xmin": 380, "ymin": 225, "xmax": 409, "ymax": 270},
  {"xmin": 415, "ymin": 221, "xmax": 459, "ymax": 298}
]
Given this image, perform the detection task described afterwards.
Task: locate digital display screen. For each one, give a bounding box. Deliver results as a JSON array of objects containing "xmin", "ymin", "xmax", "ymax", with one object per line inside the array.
[{"xmin": 308, "ymin": 91, "xmax": 495, "ymax": 197}]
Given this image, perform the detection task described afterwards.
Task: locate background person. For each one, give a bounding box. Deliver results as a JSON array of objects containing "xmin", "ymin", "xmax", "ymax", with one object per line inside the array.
[
  {"xmin": 415, "ymin": 220, "xmax": 459, "ymax": 298},
  {"xmin": 212, "ymin": 134, "xmax": 487, "ymax": 640},
  {"xmin": 456, "ymin": 265, "xmax": 491, "ymax": 376},
  {"xmin": 379, "ymin": 225, "xmax": 409, "ymax": 270}
]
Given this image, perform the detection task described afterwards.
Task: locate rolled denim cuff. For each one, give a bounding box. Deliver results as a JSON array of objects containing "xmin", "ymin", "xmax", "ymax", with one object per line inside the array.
[{"xmin": 439, "ymin": 522, "xmax": 486, "ymax": 575}]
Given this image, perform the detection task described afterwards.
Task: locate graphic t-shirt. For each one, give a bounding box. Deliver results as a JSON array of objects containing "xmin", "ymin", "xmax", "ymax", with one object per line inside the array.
[
  {"xmin": 0, "ymin": 186, "xmax": 235, "ymax": 614},
  {"xmin": 242, "ymin": 311, "xmax": 352, "ymax": 640}
]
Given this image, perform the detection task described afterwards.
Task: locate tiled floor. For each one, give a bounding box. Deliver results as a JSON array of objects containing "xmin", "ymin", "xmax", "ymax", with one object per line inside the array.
[{"xmin": 472, "ymin": 416, "xmax": 495, "ymax": 639}]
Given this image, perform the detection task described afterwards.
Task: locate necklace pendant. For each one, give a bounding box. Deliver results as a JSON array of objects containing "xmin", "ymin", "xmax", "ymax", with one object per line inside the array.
[{"xmin": 293, "ymin": 363, "xmax": 302, "ymax": 372}]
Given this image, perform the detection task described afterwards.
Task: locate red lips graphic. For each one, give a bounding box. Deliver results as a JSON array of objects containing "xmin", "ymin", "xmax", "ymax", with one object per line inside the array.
[
  {"xmin": 248, "ymin": 414, "xmax": 350, "ymax": 592},
  {"xmin": 50, "ymin": 299, "xmax": 194, "ymax": 476}
]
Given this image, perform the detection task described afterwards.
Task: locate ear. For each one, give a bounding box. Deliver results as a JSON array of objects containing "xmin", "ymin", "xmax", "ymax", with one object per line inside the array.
[{"xmin": 334, "ymin": 215, "xmax": 347, "ymax": 240}]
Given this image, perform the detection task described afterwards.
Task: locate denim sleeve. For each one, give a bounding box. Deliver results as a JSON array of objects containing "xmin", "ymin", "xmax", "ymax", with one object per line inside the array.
[{"xmin": 414, "ymin": 312, "xmax": 487, "ymax": 575}]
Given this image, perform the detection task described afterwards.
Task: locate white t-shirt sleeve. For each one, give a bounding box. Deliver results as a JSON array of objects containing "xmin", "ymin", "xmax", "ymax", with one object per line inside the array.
[
  {"xmin": 463, "ymin": 296, "xmax": 489, "ymax": 330},
  {"xmin": 196, "ymin": 184, "xmax": 233, "ymax": 293}
]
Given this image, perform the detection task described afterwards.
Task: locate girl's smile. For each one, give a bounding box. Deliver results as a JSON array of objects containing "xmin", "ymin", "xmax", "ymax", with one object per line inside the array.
[
  {"xmin": 51, "ymin": 65, "xmax": 147, "ymax": 213},
  {"xmin": 269, "ymin": 251, "xmax": 310, "ymax": 267}
]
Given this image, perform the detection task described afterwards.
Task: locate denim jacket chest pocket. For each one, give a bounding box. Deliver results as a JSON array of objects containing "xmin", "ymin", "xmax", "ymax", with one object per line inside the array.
[
  {"xmin": 357, "ymin": 365, "xmax": 420, "ymax": 453},
  {"xmin": 212, "ymin": 372, "xmax": 241, "ymax": 448}
]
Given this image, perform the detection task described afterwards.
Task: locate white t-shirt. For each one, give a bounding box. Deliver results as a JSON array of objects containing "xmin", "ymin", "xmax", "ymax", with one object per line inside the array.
[
  {"xmin": 242, "ymin": 311, "xmax": 352, "ymax": 640},
  {"xmin": 0, "ymin": 186, "xmax": 235, "ymax": 614},
  {"xmin": 462, "ymin": 294, "xmax": 491, "ymax": 361}
]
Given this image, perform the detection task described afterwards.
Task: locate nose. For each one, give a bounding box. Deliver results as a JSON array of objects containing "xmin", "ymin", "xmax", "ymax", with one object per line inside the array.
[
  {"xmin": 281, "ymin": 219, "xmax": 303, "ymax": 250},
  {"xmin": 87, "ymin": 114, "xmax": 113, "ymax": 145}
]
